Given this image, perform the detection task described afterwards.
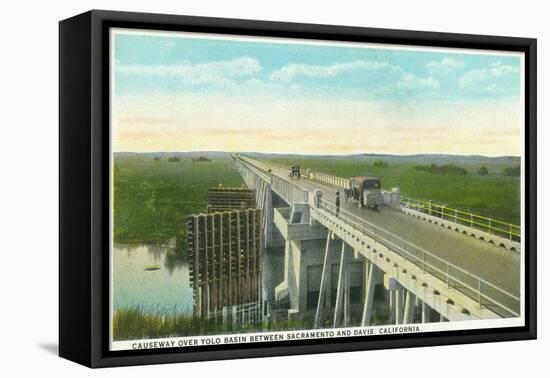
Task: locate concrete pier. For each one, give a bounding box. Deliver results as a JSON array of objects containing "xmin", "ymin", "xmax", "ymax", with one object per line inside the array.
[
  {"xmin": 422, "ymin": 301, "xmax": 432, "ymax": 323},
  {"xmin": 361, "ymin": 262, "xmax": 381, "ymax": 326},
  {"xmin": 333, "ymin": 243, "xmax": 351, "ymax": 328},
  {"xmin": 404, "ymin": 291, "xmax": 416, "ymax": 324}
]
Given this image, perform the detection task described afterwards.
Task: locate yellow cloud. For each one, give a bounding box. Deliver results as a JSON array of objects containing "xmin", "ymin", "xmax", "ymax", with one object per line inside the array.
[{"xmin": 112, "ymin": 94, "xmax": 522, "ymax": 156}]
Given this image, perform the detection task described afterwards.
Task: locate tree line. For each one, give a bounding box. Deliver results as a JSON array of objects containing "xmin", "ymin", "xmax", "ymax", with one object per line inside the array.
[{"xmin": 413, "ymin": 164, "xmax": 520, "ymax": 176}]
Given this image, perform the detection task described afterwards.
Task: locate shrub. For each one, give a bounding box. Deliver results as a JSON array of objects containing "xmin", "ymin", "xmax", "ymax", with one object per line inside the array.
[
  {"xmin": 413, "ymin": 164, "xmax": 467, "ymax": 176},
  {"xmin": 373, "ymin": 160, "xmax": 389, "ymax": 168},
  {"xmin": 478, "ymin": 166, "xmax": 489, "ymax": 175},
  {"xmin": 502, "ymin": 165, "xmax": 520, "ymax": 177}
]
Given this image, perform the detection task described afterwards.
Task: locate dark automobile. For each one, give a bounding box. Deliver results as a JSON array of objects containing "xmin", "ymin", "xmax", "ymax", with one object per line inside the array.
[
  {"xmin": 289, "ymin": 166, "xmax": 301, "ymax": 179},
  {"xmin": 349, "ymin": 176, "xmax": 383, "ymax": 210}
]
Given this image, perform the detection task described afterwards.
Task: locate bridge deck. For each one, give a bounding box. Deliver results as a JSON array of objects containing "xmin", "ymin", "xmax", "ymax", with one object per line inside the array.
[{"xmin": 242, "ymin": 157, "xmax": 520, "ymax": 298}]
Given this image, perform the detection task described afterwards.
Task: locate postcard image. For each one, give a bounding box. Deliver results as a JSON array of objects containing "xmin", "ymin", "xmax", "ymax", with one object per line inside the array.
[{"xmin": 109, "ymin": 28, "xmax": 524, "ymax": 351}]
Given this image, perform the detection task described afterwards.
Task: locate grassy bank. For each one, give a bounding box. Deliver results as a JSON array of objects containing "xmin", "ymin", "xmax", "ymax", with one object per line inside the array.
[
  {"xmin": 113, "ymin": 307, "xmax": 312, "ymax": 340},
  {"xmin": 113, "ymin": 154, "xmax": 244, "ymax": 248},
  {"xmin": 267, "ymin": 157, "xmax": 521, "ymax": 225}
]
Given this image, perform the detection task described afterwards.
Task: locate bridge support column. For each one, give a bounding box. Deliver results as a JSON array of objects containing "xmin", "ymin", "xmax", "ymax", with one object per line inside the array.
[
  {"xmin": 344, "ymin": 260, "xmax": 351, "ymax": 326},
  {"xmin": 403, "ymin": 291, "xmax": 416, "ymax": 324},
  {"xmin": 385, "ymin": 276, "xmax": 399, "ymax": 325},
  {"xmin": 274, "ymin": 240, "xmax": 295, "ymax": 309},
  {"xmin": 263, "ymin": 187, "xmax": 274, "ymax": 247},
  {"xmin": 395, "ymin": 285, "xmax": 405, "ymax": 325},
  {"xmin": 274, "ymin": 206, "xmax": 337, "ymax": 321},
  {"xmin": 333, "ymin": 242, "xmax": 351, "ymax": 328},
  {"xmin": 388, "ymin": 284, "xmax": 396, "ymax": 324},
  {"xmin": 390, "ymin": 291, "xmax": 395, "ymax": 323},
  {"xmin": 314, "ymin": 231, "xmax": 333, "ymax": 329},
  {"xmin": 361, "ymin": 261, "xmax": 381, "ymax": 327},
  {"xmin": 421, "ymin": 302, "xmax": 431, "ymax": 323}
]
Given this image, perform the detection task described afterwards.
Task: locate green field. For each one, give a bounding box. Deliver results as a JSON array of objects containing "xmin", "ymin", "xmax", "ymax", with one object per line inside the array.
[
  {"xmin": 113, "ymin": 153, "xmax": 244, "ymax": 248},
  {"xmin": 264, "ymin": 156, "xmax": 521, "ymax": 225},
  {"xmin": 114, "ymin": 153, "xmax": 521, "ymax": 249}
]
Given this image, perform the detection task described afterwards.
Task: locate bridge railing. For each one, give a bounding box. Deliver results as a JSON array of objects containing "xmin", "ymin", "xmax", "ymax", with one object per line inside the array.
[
  {"xmin": 234, "ymin": 156, "xmax": 308, "ymax": 205},
  {"xmin": 234, "ymin": 157, "xmax": 270, "ymax": 182},
  {"xmin": 400, "ymin": 196, "xmax": 520, "ymax": 242},
  {"xmin": 271, "ymin": 174, "xmax": 309, "ymax": 205},
  {"xmin": 310, "ymin": 170, "xmax": 348, "ymax": 188},
  {"xmin": 304, "ymin": 166, "xmax": 521, "ymax": 243},
  {"xmin": 314, "ymin": 198, "xmax": 520, "ymax": 318}
]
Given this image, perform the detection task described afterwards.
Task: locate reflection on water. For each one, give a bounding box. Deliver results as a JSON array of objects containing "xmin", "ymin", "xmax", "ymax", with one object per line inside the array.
[
  {"xmin": 112, "ymin": 243, "xmax": 193, "ymax": 315},
  {"xmin": 113, "ymin": 242, "xmax": 288, "ymax": 317}
]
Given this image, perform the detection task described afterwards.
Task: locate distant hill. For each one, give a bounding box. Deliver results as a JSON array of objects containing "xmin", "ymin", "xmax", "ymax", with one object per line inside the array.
[
  {"xmin": 114, "ymin": 151, "xmax": 231, "ymax": 159},
  {"xmin": 245, "ymin": 152, "xmax": 520, "ymax": 166},
  {"xmin": 114, "ymin": 150, "xmax": 520, "ymax": 166}
]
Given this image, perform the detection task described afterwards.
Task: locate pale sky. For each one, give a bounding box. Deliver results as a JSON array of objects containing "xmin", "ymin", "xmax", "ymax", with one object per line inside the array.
[{"xmin": 111, "ymin": 30, "xmax": 523, "ymax": 156}]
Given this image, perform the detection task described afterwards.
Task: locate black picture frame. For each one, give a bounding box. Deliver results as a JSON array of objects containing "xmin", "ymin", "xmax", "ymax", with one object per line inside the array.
[{"xmin": 59, "ymin": 9, "xmax": 537, "ymax": 368}]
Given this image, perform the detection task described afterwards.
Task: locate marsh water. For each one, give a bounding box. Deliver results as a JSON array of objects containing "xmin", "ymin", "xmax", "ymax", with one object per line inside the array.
[
  {"xmin": 112, "ymin": 242, "xmax": 194, "ymax": 315},
  {"xmin": 113, "ymin": 242, "xmax": 285, "ymax": 316}
]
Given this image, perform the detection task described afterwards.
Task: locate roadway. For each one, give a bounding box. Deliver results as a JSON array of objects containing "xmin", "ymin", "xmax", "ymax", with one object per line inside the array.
[{"xmin": 240, "ymin": 156, "xmax": 521, "ymax": 303}]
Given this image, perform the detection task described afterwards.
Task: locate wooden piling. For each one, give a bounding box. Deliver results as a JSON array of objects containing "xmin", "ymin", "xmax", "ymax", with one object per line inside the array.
[{"xmin": 188, "ymin": 208, "xmax": 262, "ymax": 319}]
